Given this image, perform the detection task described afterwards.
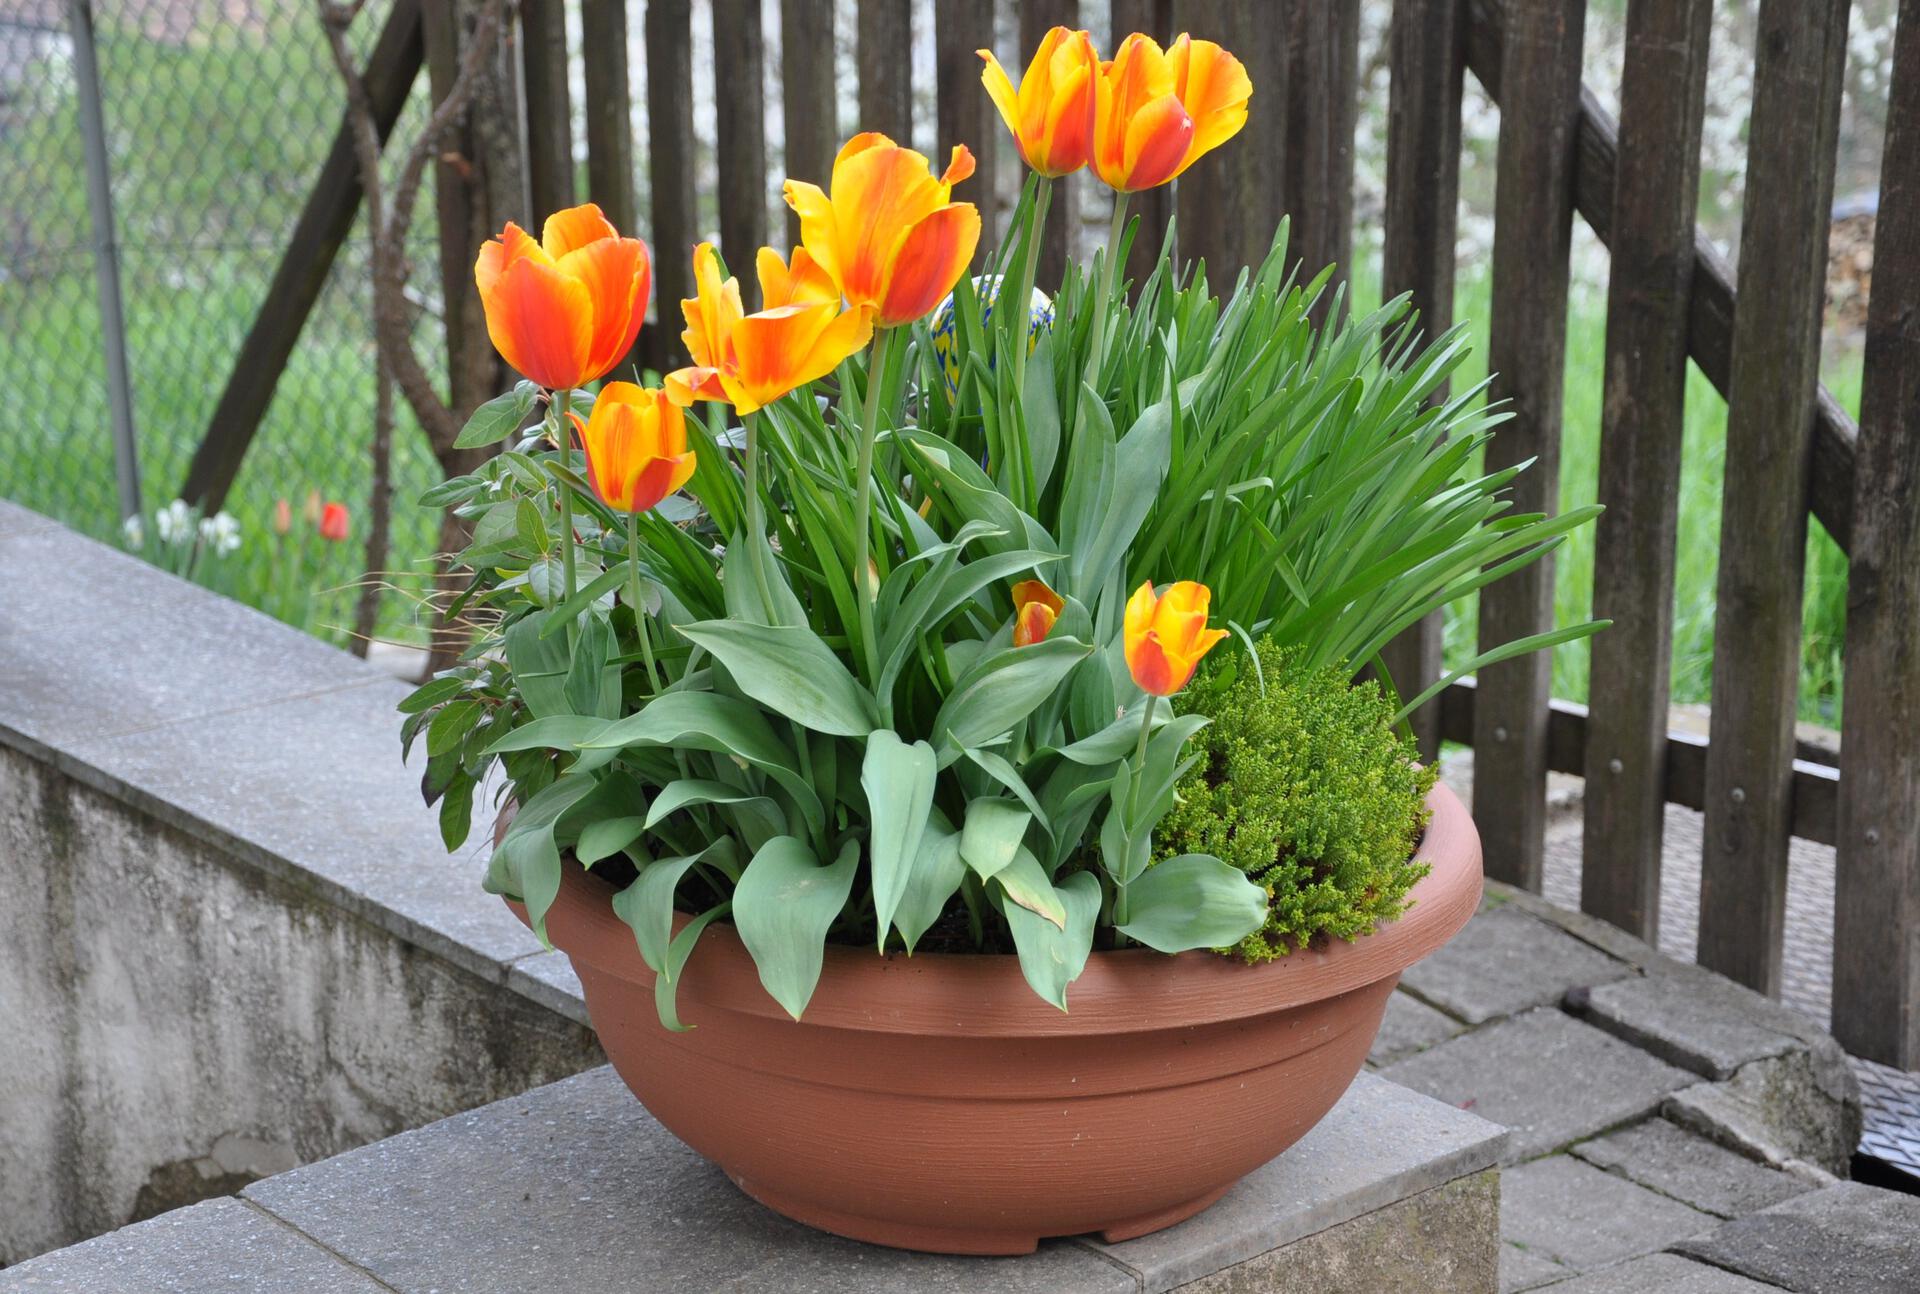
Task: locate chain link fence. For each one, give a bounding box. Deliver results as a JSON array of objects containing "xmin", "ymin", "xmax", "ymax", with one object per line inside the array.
[{"xmin": 0, "ymin": 0, "xmax": 445, "ymax": 644}]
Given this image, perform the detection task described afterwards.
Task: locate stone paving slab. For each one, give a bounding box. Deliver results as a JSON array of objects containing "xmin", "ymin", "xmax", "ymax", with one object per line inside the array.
[
  {"xmin": 1499, "ymin": 1154, "xmax": 1716, "ymax": 1272},
  {"xmin": 1380, "ymin": 1007, "xmax": 1693, "ymax": 1162},
  {"xmin": 1573, "ymin": 962, "xmax": 1822, "ymax": 1080},
  {"xmin": 0, "ymin": 1198, "xmax": 384, "ymax": 1293},
  {"xmin": 230, "ymin": 1066, "xmax": 1503, "ymax": 1294},
  {"xmin": 1672, "ymin": 1181, "xmax": 1920, "ymax": 1293},
  {"xmin": 1498, "ymin": 1241, "xmax": 1571, "ymax": 1292},
  {"xmin": 1399, "ymin": 905, "xmax": 1631, "ymax": 1025},
  {"xmin": 1366, "ymin": 989, "xmax": 1466, "ymax": 1068},
  {"xmin": 1535, "ymin": 1252, "xmax": 1781, "ymax": 1292},
  {"xmin": 0, "ymin": 499, "xmax": 60, "ymax": 539},
  {"xmin": 1569, "ymin": 1118, "xmax": 1816, "ymax": 1219}
]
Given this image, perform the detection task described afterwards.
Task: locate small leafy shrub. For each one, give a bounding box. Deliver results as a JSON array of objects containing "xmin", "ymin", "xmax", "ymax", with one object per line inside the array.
[{"xmin": 1159, "ymin": 641, "xmax": 1437, "ymax": 961}]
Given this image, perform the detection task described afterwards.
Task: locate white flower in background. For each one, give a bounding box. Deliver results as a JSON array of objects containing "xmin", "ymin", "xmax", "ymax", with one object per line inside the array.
[
  {"xmin": 198, "ymin": 511, "xmax": 242, "ymax": 556},
  {"xmin": 121, "ymin": 513, "xmax": 144, "ymax": 547},
  {"xmin": 155, "ymin": 498, "xmax": 194, "ymax": 544}
]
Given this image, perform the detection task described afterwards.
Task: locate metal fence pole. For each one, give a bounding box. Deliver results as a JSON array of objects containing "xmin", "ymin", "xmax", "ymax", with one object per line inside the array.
[{"xmin": 66, "ymin": 0, "xmax": 142, "ymax": 522}]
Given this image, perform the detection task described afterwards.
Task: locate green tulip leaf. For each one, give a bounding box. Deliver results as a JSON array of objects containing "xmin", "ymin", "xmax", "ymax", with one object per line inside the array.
[
  {"xmin": 733, "ymin": 836, "xmax": 859, "ymax": 1020},
  {"xmin": 1005, "ymin": 870, "xmax": 1102, "ymax": 1010},
  {"xmin": 678, "ymin": 620, "xmax": 879, "ymax": 737},
  {"xmin": 1116, "ymin": 854, "xmax": 1269, "ymax": 954},
  {"xmin": 861, "ymin": 731, "xmax": 938, "ymax": 949}
]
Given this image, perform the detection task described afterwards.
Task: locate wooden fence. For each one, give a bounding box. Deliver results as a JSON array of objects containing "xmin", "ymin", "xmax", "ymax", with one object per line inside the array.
[{"xmin": 187, "ymin": 0, "xmax": 1920, "ymax": 1069}]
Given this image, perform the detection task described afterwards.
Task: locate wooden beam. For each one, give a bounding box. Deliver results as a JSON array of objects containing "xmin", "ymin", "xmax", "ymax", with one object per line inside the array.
[
  {"xmin": 645, "ymin": 0, "xmax": 697, "ymax": 372},
  {"xmin": 181, "ymin": 0, "xmax": 423, "ymax": 510},
  {"xmin": 521, "ymin": 0, "xmax": 574, "ymax": 226},
  {"xmin": 1283, "ymin": 0, "xmax": 1359, "ymax": 324},
  {"xmin": 1834, "ymin": 0, "xmax": 1920, "ymax": 1068},
  {"xmin": 1464, "ymin": 0, "xmax": 1858, "ymax": 552},
  {"xmin": 1698, "ymin": 0, "xmax": 1850, "ymax": 998},
  {"xmin": 1473, "ymin": 0, "xmax": 1584, "ymax": 893},
  {"xmin": 1438, "ymin": 679, "xmax": 1840, "ymax": 848},
  {"xmin": 935, "ymin": 0, "xmax": 997, "ymax": 266},
  {"xmin": 1173, "ymin": 0, "xmax": 1284, "ymax": 282},
  {"xmin": 782, "ymin": 0, "xmax": 840, "ymax": 247},
  {"xmin": 1020, "ymin": 0, "xmax": 1076, "ymax": 291},
  {"xmin": 1581, "ymin": 0, "xmax": 1714, "ymax": 942},
  {"xmin": 713, "ymin": 0, "xmax": 769, "ymax": 309},
  {"xmin": 856, "ymin": 0, "xmax": 914, "ymax": 145},
  {"xmin": 1379, "ymin": 0, "xmax": 1466, "ymax": 761},
  {"xmin": 581, "ymin": 0, "xmax": 640, "ymax": 378},
  {"xmin": 1112, "ymin": 0, "xmax": 1175, "ymax": 290}
]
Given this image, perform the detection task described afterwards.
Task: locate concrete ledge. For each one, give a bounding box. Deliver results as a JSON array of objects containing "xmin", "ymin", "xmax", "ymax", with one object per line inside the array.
[{"xmin": 2, "ymin": 1068, "xmax": 1506, "ymax": 1293}]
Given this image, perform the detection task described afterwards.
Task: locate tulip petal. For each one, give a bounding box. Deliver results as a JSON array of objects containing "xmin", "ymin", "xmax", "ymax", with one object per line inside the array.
[
  {"xmin": 1131, "ymin": 633, "xmax": 1183, "ymax": 696},
  {"xmin": 664, "ymin": 365, "xmax": 727, "ymax": 407},
  {"xmin": 474, "ymin": 223, "xmax": 547, "ymax": 299},
  {"xmin": 1120, "ymin": 92, "xmax": 1194, "ymax": 191},
  {"xmin": 781, "ymin": 179, "xmax": 841, "ymax": 289},
  {"xmin": 940, "ymin": 144, "xmax": 976, "ymax": 188},
  {"xmin": 625, "ymin": 451, "xmax": 696, "ymax": 513},
  {"xmin": 557, "ymin": 235, "xmax": 651, "ymax": 383},
  {"xmin": 541, "ymin": 203, "xmax": 619, "ymax": 259},
  {"xmin": 979, "ymin": 50, "xmax": 1024, "ymax": 141},
  {"xmin": 1037, "ymin": 61, "xmax": 1094, "ymax": 175},
  {"xmin": 485, "ymin": 254, "xmax": 593, "ymax": 389},
  {"xmin": 878, "ymin": 202, "xmax": 981, "ymax": 327}
]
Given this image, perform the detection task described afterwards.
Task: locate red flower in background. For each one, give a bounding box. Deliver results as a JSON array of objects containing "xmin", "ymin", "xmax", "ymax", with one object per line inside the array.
[{"xmin": 318, "ymin": 502, "xmax": 350, "ymax": 543}]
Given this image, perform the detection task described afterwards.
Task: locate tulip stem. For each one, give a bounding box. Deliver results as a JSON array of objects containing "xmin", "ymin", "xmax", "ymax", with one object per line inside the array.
[
  {"xmin": 742, "ymin": 412, "xmax": 777, "ymax": 617},
  {"xmin": 627, "ymin": 516, "xmax": 662, "ymax": 696},
  {"xmin": 1006, "ymin": 176, "xmax": 1050, "ymax": 505},
  {"xmin": 1083, "ymin": 195, "xmax": 1131, "ymax": 395},
  {"xmin": 552, "ymin": 387, "xmax": 578, "ymax": 646},
  {"xmin": 853, "ymin": 326, "xmax": 898, "ymax": 692}
]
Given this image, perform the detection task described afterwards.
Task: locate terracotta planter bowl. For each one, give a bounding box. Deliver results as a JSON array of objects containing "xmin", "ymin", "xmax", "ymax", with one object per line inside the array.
[{"xmin": 516, "ymin": 781, "xmax": 1481, "ymax": 1255}]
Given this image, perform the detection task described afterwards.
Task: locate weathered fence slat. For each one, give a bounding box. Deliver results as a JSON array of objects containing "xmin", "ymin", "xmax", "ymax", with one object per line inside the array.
[
  {"xmin": 1835, "ymin": 0, "xmax": 1920, "ymax": 1068},
  {"xmin": 520, "ymin": 0, "xmax": 575, "ymax": 225},
  {"xmin": 582, "ymin": 0, "xmax": 639, "ymax": 379},
  {"xmin": 1463, "ymin": 0, "xmax": 1859, "ymax": 554},
  {"xmin": 1472, "ymin": 0, "xmax": 1584, "ymax": 892},
  {"xmin": 1379, "ymin": 0, "xmax": 1465, "ymax": 761},
  {"xmin": 1172, "ymin": 1, "xmax": 1284, "ymax": 284},
  {"xmin": 1021, "ymin": 0, "xmax": 1076, "ymax": 291},
  {"xmin": 782, "ymin": 0, "xmax": 840, "ymax": 246},
  {"xmin": 1698, "ymin": 0, "xmax": 1851, "ymax": 998},
  {"xmin": 935, "ymin": 0, "xmax": 998, "ymax": 265},
  {"xmin": 1580, "ymin": 0, "xmax": 1714, "ymax": 941},
  {"xmin": 713, "ymin": 0, "xmax": 771, "ymax": 310},
  {"xmin": 181, "ymin": 0, "xmax": 424, "ymax": 509},
  {"xmin": 646, "ymin": 0, "xmax": 698, "ymax": 371},
  {"xmin": 1283, "ymin": 0, "xmax": 1358, "ymax": 323},
  {"xmin": 857, "ymin": 0, "xmax": 915, "ymax": 145},
  {"xmin": 423, "ymin": 3, "xmax": 504, "ymax": 420}
]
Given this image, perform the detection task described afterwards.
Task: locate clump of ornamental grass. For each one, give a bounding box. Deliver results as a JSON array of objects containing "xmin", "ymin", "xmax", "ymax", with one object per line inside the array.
[{"xmin": 1159, "ymin": 640, "xmax": 1437, "ymax": 961}]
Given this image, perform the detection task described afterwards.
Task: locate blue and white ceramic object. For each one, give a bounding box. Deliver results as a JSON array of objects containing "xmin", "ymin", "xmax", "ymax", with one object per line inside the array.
[{"xmin": 928, "ymin": 275, "xmax": 1055, "ymax": 397}]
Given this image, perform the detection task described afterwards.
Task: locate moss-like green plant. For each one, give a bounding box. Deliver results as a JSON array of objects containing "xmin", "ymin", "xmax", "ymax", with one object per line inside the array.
[{"xmin": 1158, "ymin": 640, "xmax": 1437, "ymax": 962}]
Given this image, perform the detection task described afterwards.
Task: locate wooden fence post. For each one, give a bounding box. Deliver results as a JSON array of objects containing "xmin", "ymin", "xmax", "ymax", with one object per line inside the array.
[
  {"xmin": 646, "ymin": 0, "xmax": 698, "ymax": 371},
  {"xmin": 582, "ymin": 1, "xmax": 640, "ymax": 378},
  {"xmin": 935, "ymin": 0, "xmax": 997, "ymax": 264},
  {"xmin": 1379, "ymin": 0, "xmax": 1465, "ymax": 761},
  {"xmin": 782, "ymin": 0, "xmax": 840, "ymax": 246},
  {"xmin": 1283, "ymin": 0, "xmax": 1358, "ymax": 323},
  {"xmin": 857, "ymin": 0, "xmax": 914, "ymax": 144},
  {"xmin": 1020, "ymin": 0, "xmax": 1076, "ymax": 291},
  {"xmin": 1698, "ymin": 0, "xmax": 1850, "ymax": 997},
  {"xmin": 1173, "ymin": 0, "xmax": 1284, "ymax": 283},
  {"xmin": 520, "ymin": 0, "xmax": 574, "ymax": 225},
  {"xmin": 424, "ymin": 0, "xmax": 503, "ymax": 421},
  {"xmin": 1580, "ymin": 0, "xmax": 1714, "ymax": 941},
  {"xmin": 713, "ymin": 0, "xmax": 770, "ymax": 310},
  {"xmin": 1472, "ymin": 0, "xmax": 1583, "ymax": 892},
  {"xmin": 1834, "ymin": 0, "xmax": 1920, "ymax": 1067}
]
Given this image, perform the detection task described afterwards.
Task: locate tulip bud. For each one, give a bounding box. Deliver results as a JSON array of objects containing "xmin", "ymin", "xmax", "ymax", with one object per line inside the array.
[{"xmin": 319, "ymin": 501, "xmax": 350, "ymax": 543}]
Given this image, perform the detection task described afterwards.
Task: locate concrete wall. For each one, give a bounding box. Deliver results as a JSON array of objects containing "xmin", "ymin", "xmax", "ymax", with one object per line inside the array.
[{"xmin": 0, "ymin": 502, "xmax": 602, "ymax": 1264}]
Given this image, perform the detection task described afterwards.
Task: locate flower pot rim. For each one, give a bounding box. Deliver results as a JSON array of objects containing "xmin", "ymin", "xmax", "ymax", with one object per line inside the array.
[{"xmin": 530, "ymin": 779, "xmax": 1481, "ymax": 1037}]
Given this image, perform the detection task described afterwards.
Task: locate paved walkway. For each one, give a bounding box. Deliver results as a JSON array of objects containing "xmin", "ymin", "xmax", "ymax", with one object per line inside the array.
[{"xmin": 1366, "ymin": 855, "xmax": 1920, "ymax": 1290}]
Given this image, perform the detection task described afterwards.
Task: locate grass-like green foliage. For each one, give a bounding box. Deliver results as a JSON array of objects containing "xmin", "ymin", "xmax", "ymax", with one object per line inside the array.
[{"xmin": 1159, "ymin": 640, "xmax": 1436, "ymax": 961}]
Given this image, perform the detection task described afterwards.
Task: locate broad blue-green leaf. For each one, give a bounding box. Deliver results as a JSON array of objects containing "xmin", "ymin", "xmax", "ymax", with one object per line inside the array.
[
  {"xmin": 453, "ymin": 381, "xmax": 538, "ymax": 448},
  {"xmin": 930, "ymin": 637, "xmax": 1091, "ymax": 760},
  {"xmin": 486, "ymin": 775, "xmax": 598, "ymax": 943},
  {"xmin": 1057, "ymin": 699, "xmax": 1160, "ymax": 765},
  {"xmin": 539, "ymin": 565, "xmax": 628, "ymax": 638},
  {"xmin": 991, "ymin": 846, "xmax": 1067, "ymax": 930},
  {"xmin": 564, "ymin": 615, "xmax": 621, "ymax": 719},
  {"xmin": 1006, "ymin": 869, "xmax": 1101, "ymax": 1010},
  {"xmin": 504, "ymin": 616, "xmax": 571, "ymax": 718},
  {"xmin": 576, "ymin": 816, "xmax": 647, "ymax": 866},
  {"xmin": 612, "ymin": 844, "xmax": 726, "ymax": 975},
  {"xmin": 962, "ymin": 748, "xmax": 1052, "ymax": 840},
  {"xmin": 893, "ymin": 813, "xmax": 965, "ymax": 953},
  {"xmin": 861, "ymin": 731, "xmax": 937, "ymax": 949},
  {"xmin": 1116, "ymin": 854, "xmax": 1268, "ymax": 953},
  {"xmin": 733, "ymin": 836, "xmax": 859, "ymax": 1020},
  {"xmin": 1023, "ymin": 330, "xmax": 1062, "ymax": 496},
  {"xmin": 482, "ymin": 714, "xmax": 610, "ymax": 756},
  {"xmin": 958, "ymin": 797, "xmax": 1030, "ymax": 883},
  {"xmin": 644, "ymin": 779, "xmax": 785, "ymax": 847},
  {"xmin": 723, "ymin": 525, "xmax": 806, "ymax": 627},
  {"xmin": 654, "ymin": 901, "xmax": 732, "ymax": 1032},
  {"xmin": 678, "ymin": 620, "xmax": 878, "ymax": 737},
  {"xmin": 1069, "ymin": 393, "xmax": 1174, "ymax": 599}
]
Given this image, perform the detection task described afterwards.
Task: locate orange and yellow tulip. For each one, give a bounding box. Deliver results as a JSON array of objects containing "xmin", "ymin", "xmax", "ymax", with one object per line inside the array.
[
  {"xmin": 1011, "ymin": 579, "xmax": 1064, "ymax": 647},
  {"xmin": 978, "ymin": 26, "xmax": 1099, "ymax": 178},
  {"xmin": 1124, "ymin": 579, "xmax": 1228, "ymax": 696},
  {"xmin": 474, "ymin": 203, "xmax": 651, "ymax": 390},
  {"xmin": 665, "ymin": 242, "xmax": 874, "ymax": 415},
  {"xmin": 1093, "ymin": 34, "xmax": 1252, "ymax": 193},
  {"xmin": 784, "ymin": 134, "xmax": 982, "ymax": 328},
  {"xmin": 569, "ymin": 383, "xmax": 695, "ymax": 514}
]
